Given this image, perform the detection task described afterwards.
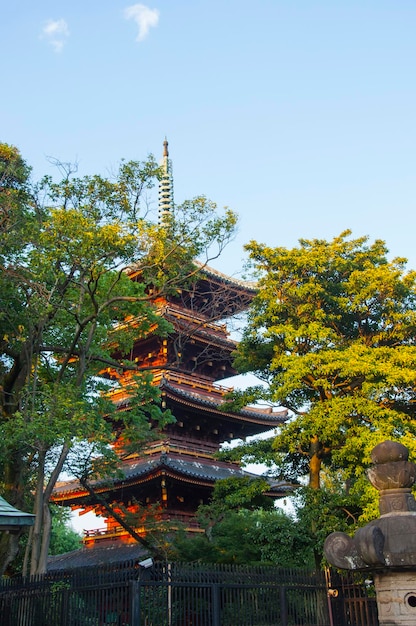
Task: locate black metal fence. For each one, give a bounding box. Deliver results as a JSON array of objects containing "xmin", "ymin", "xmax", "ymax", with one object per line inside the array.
[
  {"xmin": 131, "ymin": 580, "xmax": 330, "ymax": 625},
  {"xmin": 0, "ymin": 562, "xmax": 378, "ymax": 626}
]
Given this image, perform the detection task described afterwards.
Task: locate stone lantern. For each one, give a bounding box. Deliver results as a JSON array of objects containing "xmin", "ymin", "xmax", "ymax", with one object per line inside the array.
[{"xmin": 324, "ymin": 440, "xmax": 416, "ymax": 626}]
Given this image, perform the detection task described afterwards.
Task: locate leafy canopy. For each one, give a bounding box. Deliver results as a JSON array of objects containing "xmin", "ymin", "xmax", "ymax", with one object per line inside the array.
[
  {"xmin": 231, "ymin": 231, "xmax": 416, "ymax": 512},
  {"xmin": 0, "ymin": 143, "xmax": 237, "ymax": 574}
]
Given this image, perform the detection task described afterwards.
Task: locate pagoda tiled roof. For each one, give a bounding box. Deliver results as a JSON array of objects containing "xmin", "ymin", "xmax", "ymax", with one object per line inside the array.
[
  {"xmin": 126, "ymin": 260, "xmax": 258, "ymax": 294},
  {"xmin": 48, "ymin": 543, "xmax": 149, "ymax": 571},
  {"xmin": 53, "ymin": 452, "xmax": 294, "ymax": 499},
  {"xmin": 127, "ymin": 453, "xmax": 251, "ymax": 484},
  {"xmin": 160, "ymin": 377, "xmax": 288, "ymax": 426},
  {"xmin": 193, "ymin": 261, "xmax": 257, "ymax": 293},
  {"xmin": 112, "ymin": 376, "xmax": 288, "ymax": 431}
]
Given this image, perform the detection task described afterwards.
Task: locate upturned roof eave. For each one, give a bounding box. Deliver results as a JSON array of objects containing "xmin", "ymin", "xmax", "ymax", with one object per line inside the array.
[
  {"xmin": 125, "ymin": 260, "xmax": 258, "ymax": 294},
  {"xmin": 52, "ymin": 452, "xmax": 295, "ymax": 501},
  {"xmin": 161, "ymin": 380, "xmax": 287, "ymax": 426}
]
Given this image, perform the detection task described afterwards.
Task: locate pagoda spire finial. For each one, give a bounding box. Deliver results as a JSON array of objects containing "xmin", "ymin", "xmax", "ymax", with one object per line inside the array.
[{"xmin": 159, "ymin": 138, "xmax": 173, "ymax": 223}]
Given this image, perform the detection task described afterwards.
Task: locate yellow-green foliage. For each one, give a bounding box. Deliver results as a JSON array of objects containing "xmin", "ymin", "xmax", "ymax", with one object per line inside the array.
[{"xmin": 233, "ymin": 231, "xmax": 416, "ymax": 528}]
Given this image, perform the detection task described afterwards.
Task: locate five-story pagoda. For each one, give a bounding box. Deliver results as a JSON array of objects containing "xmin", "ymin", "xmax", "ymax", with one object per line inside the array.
[{"xmin": 52, "ymin": 142, "xmax": 289, "ymax": 556}]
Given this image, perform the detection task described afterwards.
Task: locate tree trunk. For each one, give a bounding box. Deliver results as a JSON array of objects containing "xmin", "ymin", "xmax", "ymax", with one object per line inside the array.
[
  {"xmin": 37, "ymin": 502, "xmax": 51, "ymax": 574},
  {"xmin": 309, "ymin": 435, "xmax": 323, "ymax": 568},
  {"xmin": 30, "ymin": 442, "xmax": 70, "ymax": 575},
  {"xmin": 30, "ymin": 450, "xmax": 46, "ymax": 575},
  {"xmin": 0, "ymin": 531, "xmax": 22, "ymax": 576},
  {"xmin": 22, "ymin": 526, "xmax": 33, "ymax": 577},
  {"xmin": 309, "ymin": 435, "xmax": 322, "ymax": 490}
]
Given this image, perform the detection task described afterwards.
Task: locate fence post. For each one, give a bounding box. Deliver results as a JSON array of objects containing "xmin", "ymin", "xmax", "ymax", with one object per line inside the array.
[
  {"xmin": 212, "ymin": 583, "xmax": 221, "ymax": 626},
  {"xmin": 60, "ymin": 588, "xmax": 69, "ymax": 626},
  {"xmin": 130, "ymin": 580, "xmax": 141, "ymax": 626},
  {"xmin": 280, "ymin": 585, "xmax": 288, "ymax": 626}
]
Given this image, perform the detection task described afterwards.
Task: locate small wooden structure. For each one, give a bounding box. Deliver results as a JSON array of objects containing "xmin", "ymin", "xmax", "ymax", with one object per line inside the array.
[{"xmin": 0, "ymin": 496, "xmax": 34, "ymax": 532}]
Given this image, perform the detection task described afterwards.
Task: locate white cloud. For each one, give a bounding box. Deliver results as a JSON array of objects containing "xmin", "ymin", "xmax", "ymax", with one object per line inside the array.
[
  {"xmin": 41, "ymin": 18, "xmax": 69, "ymax": 53},
  {"xmin": 124, "ymin": 4, "xmax": 159, "ymax": 42}
]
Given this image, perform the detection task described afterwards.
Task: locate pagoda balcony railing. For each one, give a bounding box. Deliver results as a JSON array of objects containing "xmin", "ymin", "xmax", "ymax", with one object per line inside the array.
[
  {"xmin": 142, "ymin": 435, "xmax": 219, "ymax": 457},
  {"xmin": 161, "ymin": 303, "xmax": 228, "ymax": 334},
  {"xmin": 83, "ymin": 510, "xmax": 202, "ymax": 540},
  {"xmin": 153, "ymin": 370, "xmax": 233, "ymax": 394},
  {"xmin": 106, "ymin": 370, "xmax": 234, "ymax": 407},
  {"xmin": 112, "ymin": 302, "xmax": 228, "ymax": 337}
]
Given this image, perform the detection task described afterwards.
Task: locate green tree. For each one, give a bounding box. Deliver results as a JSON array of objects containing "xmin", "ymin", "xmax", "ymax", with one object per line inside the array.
[
  {"xmin": 172, "ymin": 477, "xmax": 313, "ymax": 566},
  {"xmin": 0, "ymin": 144, "xmax": 237, "ymax": 575},
  {"xmin": 0, "ymin": 142, "xmax": 32, "ymax": 252},
  {"xmin": 227, "ymin": 231, "xmax": 416, "ymax": 548},
  {"xmin": 48, "ymin": 505, "xmax": 82, "ymax": 556},
  {"xmin": 247, "ymin": 508, "xmax": 315, "ymax": 567}
]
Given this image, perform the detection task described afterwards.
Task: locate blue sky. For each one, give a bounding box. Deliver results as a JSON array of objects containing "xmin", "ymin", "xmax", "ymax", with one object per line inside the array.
[{"xmin": 2, "ymin": 1, "xmax": 416, "ymax": 276}]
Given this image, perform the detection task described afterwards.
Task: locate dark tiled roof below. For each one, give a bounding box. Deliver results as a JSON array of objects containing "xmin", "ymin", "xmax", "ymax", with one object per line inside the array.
[{"xmin": 48, "ymin": 543, "xmax": 149, "ymax": 570}]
